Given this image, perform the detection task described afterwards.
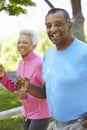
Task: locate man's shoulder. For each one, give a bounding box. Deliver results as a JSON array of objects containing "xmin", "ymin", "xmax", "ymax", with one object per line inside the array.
[
  {"xmin": 75, "ymin": 38, "xmax": 87, "ymax": 46},
  {"xmin": 74, "ymin": 38, "xmax": 87, "ymax": 51},
  {"xmin": 44, "ymin": 46, "xmax": 55, "ymax": 55}
]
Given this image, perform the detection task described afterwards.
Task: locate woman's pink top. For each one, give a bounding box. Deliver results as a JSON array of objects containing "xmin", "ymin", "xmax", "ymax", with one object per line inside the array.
[{"xmin": 0, "ymin": 51, "xmax": 51, "ymax": 119}]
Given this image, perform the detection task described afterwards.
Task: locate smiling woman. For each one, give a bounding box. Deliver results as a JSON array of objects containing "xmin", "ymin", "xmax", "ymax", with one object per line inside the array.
[{"xmin": 0, "ymin": 29, "xmax": 51, "ymax": 130}]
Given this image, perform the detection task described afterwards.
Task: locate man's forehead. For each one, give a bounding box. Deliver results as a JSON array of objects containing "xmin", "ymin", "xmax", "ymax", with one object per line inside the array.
[{"xmin": 45, "ymin": 12, "xmax": 66, "ymax": 23}]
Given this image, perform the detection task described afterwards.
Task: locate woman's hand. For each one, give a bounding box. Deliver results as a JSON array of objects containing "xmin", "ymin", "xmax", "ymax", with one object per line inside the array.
[{"xmin": 14, "ymin": 90, "xmax": 27, "ymax": 100}]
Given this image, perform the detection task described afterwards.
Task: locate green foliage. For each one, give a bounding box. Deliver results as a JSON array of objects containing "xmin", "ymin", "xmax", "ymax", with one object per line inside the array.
[
  {"xmin": 0, "ymin": 0, "xmax": 36, "ymax": 15},
  {"xmin": 35, "ymin": 28, "xmax": 53, "ymax": 57},
  {"xmin": 0, "ymin": 36, "xmax": 21, "ymax": 72}
]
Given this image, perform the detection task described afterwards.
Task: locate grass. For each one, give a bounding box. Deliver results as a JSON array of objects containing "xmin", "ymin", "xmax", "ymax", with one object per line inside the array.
[
  {"xmin": 0, "ymin": 115, "xmax": 23, "ymax": 130},
  {"xmin": 0, "ymin": 86, "xmax": 23, "ymax": 130}
]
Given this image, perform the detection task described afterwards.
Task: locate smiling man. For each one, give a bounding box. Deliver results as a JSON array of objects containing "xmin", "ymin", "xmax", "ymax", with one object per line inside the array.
[{"xmin": 15, "ymin": 8, "xmax": 87, "ymax": 130}]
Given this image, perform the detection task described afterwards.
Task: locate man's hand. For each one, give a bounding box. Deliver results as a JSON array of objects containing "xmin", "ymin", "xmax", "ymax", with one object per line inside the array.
[
  {"xmin": 14, "ymin": 76, "xmax": 30, "ymax": 100},
  {"xmin": 78, "ymin": 114, "xmax": 87, "ymax": 128},
  {"xmin": 15, "ymin": 76, "xmax": 30, "ymax": 91},
  {"xmin": 0, "ymin": 64, "xmax": 6, "ymax": 78},
  {"xmin": 15, "ymin": 76, "xmax": 46, "ymax": 99}
]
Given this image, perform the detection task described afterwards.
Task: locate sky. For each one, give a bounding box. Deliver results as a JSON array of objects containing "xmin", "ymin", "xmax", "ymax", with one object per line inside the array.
[{"xmin": 0, "ymin": 0, "xmax": 87, "ymax": 38}]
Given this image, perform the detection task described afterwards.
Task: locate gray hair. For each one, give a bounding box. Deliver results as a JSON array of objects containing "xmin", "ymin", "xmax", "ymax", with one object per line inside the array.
[{"xmin": 19, "ymin": 29, "xmax": 39, "ymax": 46}]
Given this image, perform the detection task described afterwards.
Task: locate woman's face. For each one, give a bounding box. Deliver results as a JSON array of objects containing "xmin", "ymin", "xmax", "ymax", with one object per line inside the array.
[{"xmin": 17, "ymin": 34, "xmax": 35, "ymax": 57}]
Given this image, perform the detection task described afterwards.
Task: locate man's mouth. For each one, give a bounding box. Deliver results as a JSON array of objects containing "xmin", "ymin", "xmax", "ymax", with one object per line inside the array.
[{"xmin": 50, "ymin": 33, "xmax": 61, "ymax": 41}]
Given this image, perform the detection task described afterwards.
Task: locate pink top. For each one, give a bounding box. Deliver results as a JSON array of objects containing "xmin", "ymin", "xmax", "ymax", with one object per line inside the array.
[{"xmin": 0, "ymin": 51, "xmax": 51, "ymax": 119}]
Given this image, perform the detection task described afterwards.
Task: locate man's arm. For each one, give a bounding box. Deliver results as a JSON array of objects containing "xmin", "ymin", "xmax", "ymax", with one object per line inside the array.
[
  {"xmin": 15, "ymin": 77, "xmax": 46, "ymax": 99},
  {"xmin": 27, "ymin": 83, "xmax": 46, "ymax": 99}
]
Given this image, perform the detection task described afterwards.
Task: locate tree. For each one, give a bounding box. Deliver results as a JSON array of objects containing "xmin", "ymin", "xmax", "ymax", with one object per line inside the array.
[
  {"xmin": 71, "ymin": 0, "xmax": 85, "ymax": 41},
  {"xmin": 35, "ymin": 28, "xmax": 53, "ymax": 57},
  {"xmin": 0, "ymin": 0, "xmax": 36, "ymax": 15},
  {"xmin": 44, "ymin": 0, "xmax": 54, "ymax": 8}
]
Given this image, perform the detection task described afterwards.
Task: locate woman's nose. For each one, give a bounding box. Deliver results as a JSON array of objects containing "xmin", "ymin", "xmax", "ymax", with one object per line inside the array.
[{"xmin": 18, "ymin": 42, "xmax": 24, "ymax": 46}]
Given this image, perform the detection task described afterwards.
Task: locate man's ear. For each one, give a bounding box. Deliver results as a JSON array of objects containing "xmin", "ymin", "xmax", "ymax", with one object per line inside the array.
[
  {"xmin": 68, "ymin": 20, "xmax": 73, "ymax": 32},
  {"xmin": 69, "ymin": 20, "xmax": 73, "ymax": 28},
  {"xmin": 70, "ymin": 18, "xmax": 75, "ymax": 27}
]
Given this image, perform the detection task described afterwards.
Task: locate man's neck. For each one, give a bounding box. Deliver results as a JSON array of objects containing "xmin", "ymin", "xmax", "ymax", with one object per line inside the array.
[{"xmin": 57, "ymin": 36, "xmax": 74, "ymax": 51}]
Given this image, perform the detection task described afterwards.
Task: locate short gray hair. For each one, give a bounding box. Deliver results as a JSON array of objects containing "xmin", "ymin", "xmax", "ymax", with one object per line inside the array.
[{"xmin": 19, "ymin": 29, "xmax": 39, "ymax": 46}]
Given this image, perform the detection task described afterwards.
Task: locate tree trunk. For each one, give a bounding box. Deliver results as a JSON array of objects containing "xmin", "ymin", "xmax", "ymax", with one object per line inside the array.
[{"xmin": 71, "ymin": 0, "xmax": 85, "ymax": 41}]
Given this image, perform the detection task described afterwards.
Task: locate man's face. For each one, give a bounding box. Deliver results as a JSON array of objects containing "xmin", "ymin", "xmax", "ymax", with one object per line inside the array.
[{"xmin": 45, "ymin": 11, "xmax": 71, "ymax": 46}]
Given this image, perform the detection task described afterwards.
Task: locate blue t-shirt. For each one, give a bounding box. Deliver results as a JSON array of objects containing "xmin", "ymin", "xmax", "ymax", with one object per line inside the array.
[{"xmin": 42, "ymin": 38, "xmax": 87, "ymax": 122}]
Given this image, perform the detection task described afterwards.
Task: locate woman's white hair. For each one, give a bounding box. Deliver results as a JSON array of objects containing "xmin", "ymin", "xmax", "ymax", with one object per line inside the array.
[{"xmin": 19, "ymin": 29, "xmax": 39, "ymax": 46}]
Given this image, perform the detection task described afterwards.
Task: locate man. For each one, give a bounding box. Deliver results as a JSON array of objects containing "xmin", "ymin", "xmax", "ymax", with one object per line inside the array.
[{"xmin": 15, "ymin": 8, "xmax": 87, "ymax": 130}]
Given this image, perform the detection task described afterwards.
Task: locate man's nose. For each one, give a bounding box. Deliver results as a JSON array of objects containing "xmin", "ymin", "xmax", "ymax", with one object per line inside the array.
[{"xmin": 51, "ymin": 25, "xmax": 57, "ymax": 32}]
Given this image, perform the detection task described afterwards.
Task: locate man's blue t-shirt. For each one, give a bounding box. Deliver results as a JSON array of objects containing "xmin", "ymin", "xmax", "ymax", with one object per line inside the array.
[{"xmin": 42, "ymin": 38, "xmax": 87, "ymax": 122}]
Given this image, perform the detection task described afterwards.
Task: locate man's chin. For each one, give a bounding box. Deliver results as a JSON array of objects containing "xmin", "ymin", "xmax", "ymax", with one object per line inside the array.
[{"xmin": 51, "ymin": 38, "xmax": 61, "ymax": 44}]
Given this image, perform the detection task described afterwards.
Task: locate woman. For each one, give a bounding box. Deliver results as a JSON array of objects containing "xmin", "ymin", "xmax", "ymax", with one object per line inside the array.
[{"xmin": 0, "ymin": 29, "xmax": 51, "ymax": 130}]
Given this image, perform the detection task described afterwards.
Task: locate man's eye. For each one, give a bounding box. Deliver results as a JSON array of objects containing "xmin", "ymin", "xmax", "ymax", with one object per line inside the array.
[
  {"xmin": 46, "ymin": 25, "xmax": 51, "ymax": 28},
  {"xmin": 56, "ymin": 23, "xmax": 64, "ymax": 27}
]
